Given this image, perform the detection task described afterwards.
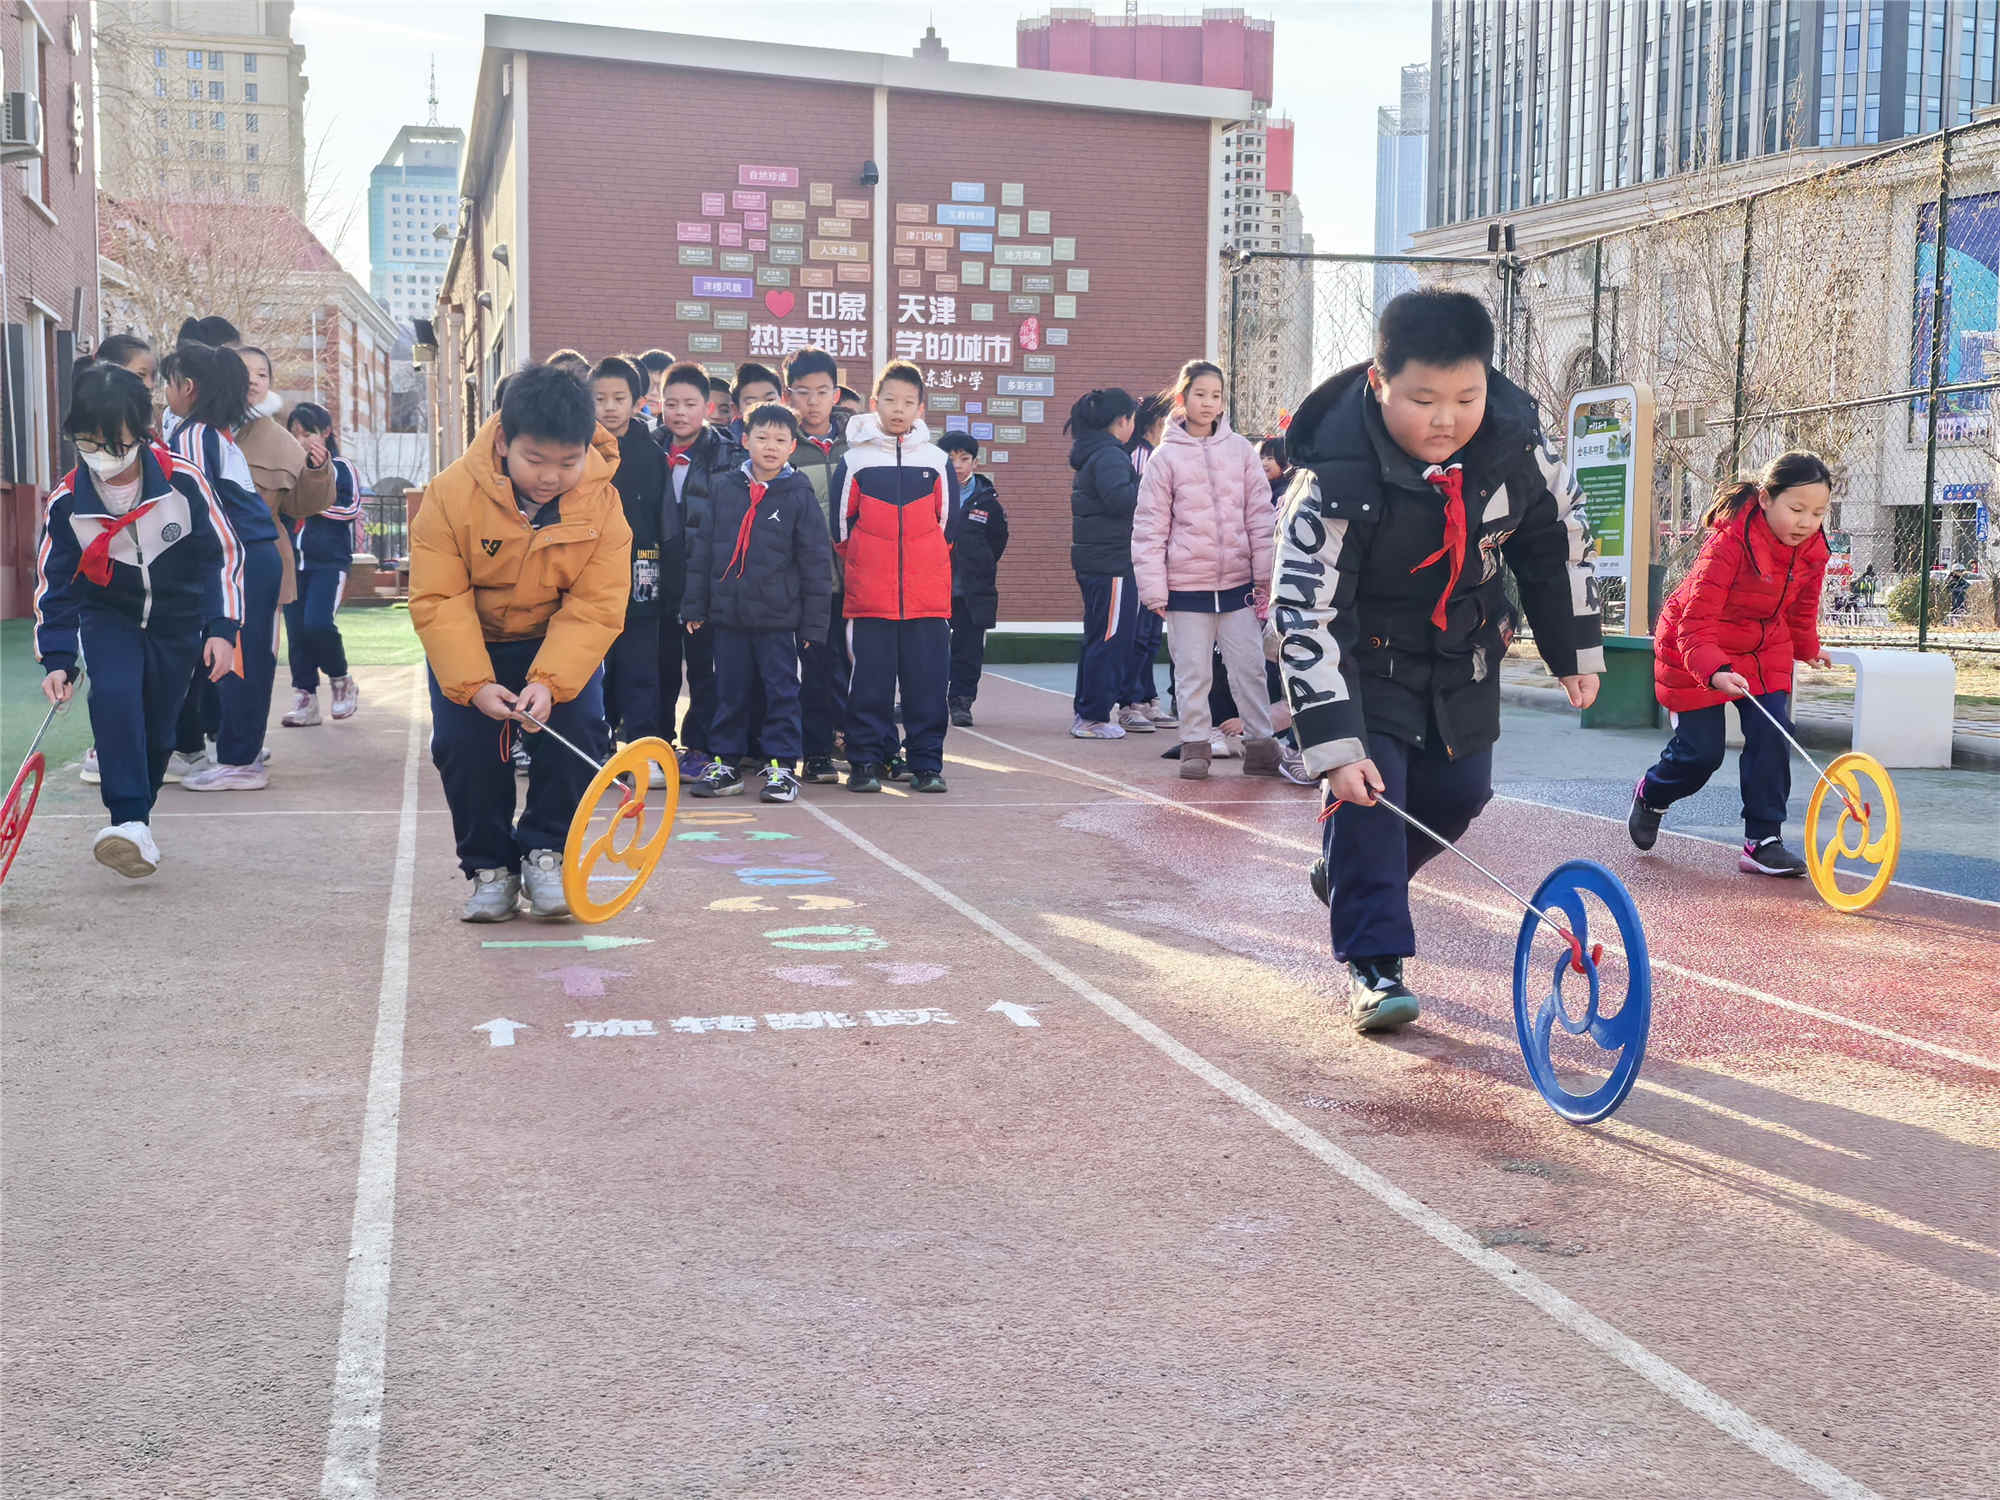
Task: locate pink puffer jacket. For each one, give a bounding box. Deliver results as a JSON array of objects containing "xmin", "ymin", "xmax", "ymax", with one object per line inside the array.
[{"xmin": 1131, "ymin": 414, "xmax": 1274, "ymax": 605}]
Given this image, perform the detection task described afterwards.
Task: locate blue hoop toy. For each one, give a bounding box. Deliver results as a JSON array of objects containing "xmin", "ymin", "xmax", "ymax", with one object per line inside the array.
[{"xmin": 1511, "ymin": 860, "xmax": 1651, "ymax": 1124}]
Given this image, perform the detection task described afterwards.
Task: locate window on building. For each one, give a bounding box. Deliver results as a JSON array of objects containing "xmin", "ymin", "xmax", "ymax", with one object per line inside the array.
[
  {"xmin": 190, "ymin": 111, "xmax": 203, "ymax": 130},
  {"xmin": 246, "ymin": 143, "xmax": 259, "ymax": 162},
  {"xmin": 156, "ymin": 137, "xmax": 168, "ymax": 157},
  {"xmin": 246, "ymin": 173, "xmax": 260, "ymax": 195},
  {"xmin": 210, "ymin": 143, "xmax": 225, "ymax": 160},
  {"xmin": 154, "ymin": 46, "xmax": 166, "ymax": 65},
  {"xmin": 188, "ymin": 79, "xmax": 201, "ymax": 99},
  {"xmin": 244, "ymin": 83, "xmax": 258, "ymax": 103},
  {"xmin": 187, "ymin": 49, "xmax": 203, "ymax": 67},
  {"xmin": 208, "ymin": 50, "xmax": 222, "ymax": 70},
  {"xmin": 209, "ymin": 80, "xmax": 224, "ymax": 101},
  {"xmin": 244, "ymin": 53, "xmax": 257, "ymax": 72},
  {"xmin": 154, "ymin": 76, "xmax": 166, "ymax": 98},
  {"xmin": 247, "ymin": 114, "xmax": 259, "ymax": 132},
  {"xmin": 211, "ymin": 111, "xmax": 225, "ymax": 130}
]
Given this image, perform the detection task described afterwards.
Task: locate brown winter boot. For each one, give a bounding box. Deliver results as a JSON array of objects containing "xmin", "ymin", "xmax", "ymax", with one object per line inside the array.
[
  {"xmin": 1241, "ymin": 736, "xmax": 1283, "ymax": 777},
  {"xmin": 1179, "ymin": 743, "xmax": 1212, "ymax": 780}
]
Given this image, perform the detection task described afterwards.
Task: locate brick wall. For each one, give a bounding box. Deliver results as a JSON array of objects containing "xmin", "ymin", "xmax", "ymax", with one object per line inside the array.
[{"xmin": 518, "ymin": 53, "xmax": 1210, "ymax": 622}]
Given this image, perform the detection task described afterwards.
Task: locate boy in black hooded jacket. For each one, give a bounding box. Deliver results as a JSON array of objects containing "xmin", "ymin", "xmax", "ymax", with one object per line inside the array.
[
  {"xmin": 1275, "ymin": 290, "xmax": 1603, "ymax": 1033},
  {"xmin": 942, "ymin": 431, "xmax": 1009, "ymax": 725},
  {"xmin": 683, "ymin": 402, "xmax": 832, "ymax": 804}
]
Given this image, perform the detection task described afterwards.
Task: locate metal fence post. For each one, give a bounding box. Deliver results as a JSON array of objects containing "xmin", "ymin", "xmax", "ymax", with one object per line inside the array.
[
  {"xmin": 1916, "ymin": 129, "xmax": 1953, "ymax": 649},
  {"xmin": 1728, "ymin": 197, "xmax": 1755, "ymax": 474},
  {"xmin": 1228, "ymin": 261, "xmax": 1242, "ymax": 433},
  {"xmin": 1589, "ymin": 237, "xmax": 1604, "ymax": 381}
]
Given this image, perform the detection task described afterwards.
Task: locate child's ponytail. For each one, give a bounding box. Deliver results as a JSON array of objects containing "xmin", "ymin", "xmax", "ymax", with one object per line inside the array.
[
  {"xmin": 1063, "ymin": 387, "xmax": 1136, "ymax": 436},
  {"xmin": 1700, "ymin": 450, "xmax": 1832, "ymax": 530}
]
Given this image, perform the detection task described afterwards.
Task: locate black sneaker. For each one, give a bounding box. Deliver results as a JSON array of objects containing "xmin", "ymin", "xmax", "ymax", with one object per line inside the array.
[
  {"xmin": 847, "ymin": 761, "xmax": 884, "ymax": 793},
  {"xmin": 803, "ymin": 755, "xmax": 840, "ymax": 784},
  {"xmin": 911, "ymin": 770, "xmax": 948, "ymax": 794},
  {"xmin": 1628, "ymin": 776, "xmax": 1665, "ymax": 852},
  {"xmin": 1309, "ymin": 857, "xmax": 1330, "ymax": 907},
  {"xmin": 760, "ymin": 762, "xmax": 800, "ymax": 804},
  {"xmin": 511, "ymin": 736, "xmax": 532, "ymax": 776},
  {"xmin": 949, "ymin": 699, "xmax": 974, "ymax": 728},
  {"xmin": 886, "ymin": 755, "xmax": 912, "ymax": 783},
  {"xmin": 689, "ymin": 761, "xmax": 745, "ymax": 798},
  {"xmin": 1740, "ymin": 836, "xmax": 1807, "ymax": 877},
  {"xmin": 1348, "ymin": 958, "xmax": 1420, "ymax": 1033}
]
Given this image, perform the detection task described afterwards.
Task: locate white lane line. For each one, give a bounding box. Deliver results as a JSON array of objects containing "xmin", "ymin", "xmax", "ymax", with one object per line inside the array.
[
  {"xmin": 319, "ymin": 670, "xmax": 424, "ymax": 1500},
  {"xmin": 985, "ymin": 670, "xmax": 2000, "ymax": 911},
  {"xmin": 38, "ymin": 809, "xmax": 409, "ymax": 819},
  {"xmin": 956, "ymin": 722, "xmax": 2000, "ymax": 1076},
  {"xmin": 800, "ymin": 799, "xmax": 1883, "ymax": 1500}
]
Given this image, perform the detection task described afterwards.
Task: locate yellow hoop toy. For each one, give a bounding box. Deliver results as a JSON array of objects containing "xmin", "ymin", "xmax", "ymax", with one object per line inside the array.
[
  {"xmin": 1803, "ymin": 750, "xmax": 1901, "ymax": 913},
  {"xmin": 561, "ymin": 736, "xmax": 679, "ymax": 923}
]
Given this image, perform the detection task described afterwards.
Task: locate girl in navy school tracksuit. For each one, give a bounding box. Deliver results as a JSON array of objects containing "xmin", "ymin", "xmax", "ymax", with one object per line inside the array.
[
  {"xmin": 161, "ymin": 341, "xmax": 278, "ymax": 791},
  {"xmin": 280, "ymin": 402, "xmax": 363, "ymax": 726},
  {"xmin": 35, "ymin": 363, "xmax": 242, "ymax": 878}
]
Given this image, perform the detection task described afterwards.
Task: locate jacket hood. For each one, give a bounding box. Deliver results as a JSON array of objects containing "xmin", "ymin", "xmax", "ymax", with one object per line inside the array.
[
  {"xmin": 1286, "ymin": 360, "xmax": 1541, "ymax": 480},
  {"xmin": 843, "ymin": 412, "xmax": 932, "ymax": 453},
  {"xmin": 1160, "ymin": 413, "xmax": 1239, "ymax": 450},
  {"xmin": 463, "ymin": 413, "xmax": 619, "ymax": 507},
  {"xmin": 1068, "ymin": 426, "xmax": 1124, "ymax": 471}
]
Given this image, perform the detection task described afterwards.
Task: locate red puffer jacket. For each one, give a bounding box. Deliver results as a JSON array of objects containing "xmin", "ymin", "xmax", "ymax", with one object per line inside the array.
[{"xmin": 1654, "ymin": 503, "xmax": 1830, "ymax": 712}]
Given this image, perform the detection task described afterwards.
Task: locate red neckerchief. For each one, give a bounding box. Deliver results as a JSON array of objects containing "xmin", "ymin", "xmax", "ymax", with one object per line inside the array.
[
  {"xmin": 723, "ymin": 481, "xmax": 769, "ymax": 580},
  {"xmin": 1412, "ymin": 462, "xmax": 1468, "ymax": 631},
  {"xmin": 76, "ymin": 499, "xmax": 158, "ymax": 585},
  {"xmin": 803, "ymin": 434, "xmax": 832, "ymax": 455},
  {"xmin": 668, "ymin": 445, "xmax": 692, "ymax": 468}
]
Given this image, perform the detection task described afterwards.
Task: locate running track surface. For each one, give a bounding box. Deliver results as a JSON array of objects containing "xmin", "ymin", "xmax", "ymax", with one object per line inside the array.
[{"xmin": 3, "ymin": 666, "xmax": 1995, "ymax": 1498}]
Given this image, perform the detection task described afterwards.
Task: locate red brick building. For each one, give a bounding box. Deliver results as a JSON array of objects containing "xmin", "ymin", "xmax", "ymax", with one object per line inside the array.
[
  {"xmin": 2, "ymin": 0, "xmax": 99, "ymax": 620},
  {"xmin": 436, "ymin": 17, "xmax": 1250, "ymax": 626}
]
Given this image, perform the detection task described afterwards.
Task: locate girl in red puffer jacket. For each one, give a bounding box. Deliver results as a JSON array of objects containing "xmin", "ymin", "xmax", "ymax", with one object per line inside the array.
[{"xmin": 1630, "ymin": 451, "xmax": 1833, "ymax": 876}]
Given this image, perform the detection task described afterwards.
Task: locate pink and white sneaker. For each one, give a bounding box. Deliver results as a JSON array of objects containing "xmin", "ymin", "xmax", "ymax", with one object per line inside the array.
[
  {"xmin": 330, "ymin": 675, "xmax": 360, "ymax": 720},
  {"xmin": 281, "ymin": 689, "xmax": 321, "ymax": 727},
  {"xmin": 179, "ymin": 761, "xmax": 270, "ymax": 792}
]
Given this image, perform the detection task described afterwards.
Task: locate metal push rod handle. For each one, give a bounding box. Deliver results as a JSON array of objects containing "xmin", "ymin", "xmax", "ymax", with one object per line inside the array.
[
  {"xmin": 1736, "ymin": 692, "xmax": 1863, "ymax": 819},
  {"xmin": 22, "ymin": 673, "xmax": 79, "ymax": 764},
  {"xmin": 511, "ymin": 707, "xmax": 608, "ymax": 778}
]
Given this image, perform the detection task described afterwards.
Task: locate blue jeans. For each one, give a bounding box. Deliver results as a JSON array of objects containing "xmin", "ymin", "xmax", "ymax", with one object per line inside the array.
[{"xmin": 1640, "ymin": 691, "xmax": 1793, "ymax": 841}]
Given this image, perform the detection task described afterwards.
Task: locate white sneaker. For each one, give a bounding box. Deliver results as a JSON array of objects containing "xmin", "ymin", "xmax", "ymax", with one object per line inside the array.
[
  {"xmin": 93, "ymin": 821, "xmax": 160, "ymax": 878},
  {"xmin": 1070, "ymin": 715, "xmax": 1127, "ymax": 740},
  {"xmin": 165, "ymin": 750, "xmax": 209, "ymax": 782},
  {"xmin": 1277, "ymin": 740, "xmax": 1314, "ymax": 785},
  {"xmin": 521, "ymin": 848, "xmax": 570, "ymax": 918},
  {"xmin": 179, "ymin": 761, "xmax": 269, "ymax": 792},
  {"xmin": 281, "ymin": 689, "xmax": 322, "ymax": 727},
  {"xmin": 79, "ymin": 747, "xmax": 101, "ymax": 784},
  {"xmin": 257, "ymin": 745, "xmax": 271, "ymax": 766},
  {"xmin": 1211, "ymin": 733, "xmax": 1243, "ymax": 759},
  {"xmin": 330, "ymin": 675, "xmax": 360, "ymax": 720},
  {"xmin": 1146, "ymin": 702, "xmax": 1180, "ymax": 728},
  {"xmin": 1115, "ymin": 705, "xmax": 1158, "ymax": 733}
]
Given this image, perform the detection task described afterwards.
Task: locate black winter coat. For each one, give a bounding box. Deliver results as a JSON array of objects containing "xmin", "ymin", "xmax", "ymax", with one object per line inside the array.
[
  {"xmin": 1068, "ymin": 429, "xmax": 1139, "ymax": 576},
  {"xmin": 683, "ymin": 464, "xmax": 835, "ymax": 641},
  {"xmin": 950, "ymin": 473, "xmax": 1009, "ymax": 629},
  {"xmin": 655, "ymin": 422, "xmax": 743, "ymax": 613},
  {"xmin": 1274, "ymin": 362, "xmax": 1605, "ymax": 768},
  {"xmin": 610, "ymin": 424, "xmax": 674, "ymax": 617}
]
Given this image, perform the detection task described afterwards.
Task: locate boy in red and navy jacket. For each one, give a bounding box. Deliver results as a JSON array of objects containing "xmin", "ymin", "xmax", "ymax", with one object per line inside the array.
[{"xmin": 831, "ymin": 360, "xmax": 959, "ymax": 794}]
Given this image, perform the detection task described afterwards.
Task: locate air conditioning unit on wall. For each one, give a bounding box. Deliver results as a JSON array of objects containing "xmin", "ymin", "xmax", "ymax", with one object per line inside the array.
[{"xmin": 1, "ymin": 92, "xmax": 44, "ymax": 162}]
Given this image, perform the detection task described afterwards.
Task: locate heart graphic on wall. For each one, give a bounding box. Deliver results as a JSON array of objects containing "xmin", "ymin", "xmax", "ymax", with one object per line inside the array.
[{"xmin": 764, "ymin": 290, "xmax": 795, "ymax": 318}]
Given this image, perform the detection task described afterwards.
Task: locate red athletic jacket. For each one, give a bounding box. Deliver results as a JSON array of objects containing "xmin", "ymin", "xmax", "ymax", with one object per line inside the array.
[
  {"xmin": 830, "ymin": 413, "xmax": 959, "ymax": 620},
  {"xmin": 1654, "ymin": 503, "xmax": 1829, "ymax": 712}
]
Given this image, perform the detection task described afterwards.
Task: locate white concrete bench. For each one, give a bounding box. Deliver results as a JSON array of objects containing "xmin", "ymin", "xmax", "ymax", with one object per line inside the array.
[{"xmin": 1824, "ymin": 647, "xmax": 1956, "ymax": 768}]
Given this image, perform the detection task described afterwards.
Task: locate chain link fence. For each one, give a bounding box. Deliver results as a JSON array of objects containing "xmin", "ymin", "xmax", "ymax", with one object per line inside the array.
[{"xmin": 1226, "ymin": 115, "xmax": 2000, "ymax": 652}]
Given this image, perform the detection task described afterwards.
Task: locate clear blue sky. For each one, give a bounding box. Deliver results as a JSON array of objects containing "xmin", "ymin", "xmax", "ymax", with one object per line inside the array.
[{"xmin": 294, "ymin": 1, "xmax": 1431, "ymax": 285}]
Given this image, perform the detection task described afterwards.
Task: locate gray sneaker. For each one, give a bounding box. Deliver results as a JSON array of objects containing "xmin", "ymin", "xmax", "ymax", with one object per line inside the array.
[
  {"xmin": 521, "ymin": 848, "xmax": 569, "ymax": 918},
  {"xmin": 461, "ymin": 867, "xmax": 521, "ymax": 923}
]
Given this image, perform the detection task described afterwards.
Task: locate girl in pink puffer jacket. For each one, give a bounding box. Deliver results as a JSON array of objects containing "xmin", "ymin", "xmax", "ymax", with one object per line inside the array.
[{"xmin": 1132, "ymin": 360, "xmax": 1279, "ymax": 779}]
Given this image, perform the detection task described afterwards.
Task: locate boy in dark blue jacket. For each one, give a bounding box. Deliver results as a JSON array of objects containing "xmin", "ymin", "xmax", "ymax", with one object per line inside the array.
[
  {"xmin": 591, "ymin": 356, "xmax": 678, "ymax": 758},
  {"xmin": 682, "ymin": 402, "xmax": 833, "ymax": 805},
  {"xmin": 652, "ymin": 361, "xmax": 746, "ymax": 775},
  {"xmin": 35, "ymin": 363, "xmax": 242, "ymax": 878},
  {"xmin": 940, "ymin": 431, "xmax": 1008, "ymax": 727}
]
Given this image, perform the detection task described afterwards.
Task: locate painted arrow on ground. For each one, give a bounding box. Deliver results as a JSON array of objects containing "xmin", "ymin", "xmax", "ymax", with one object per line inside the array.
[
  {"xmin": 987, "ymin": 1000, "xmax": 1043, "ymax": 1028},
  {"xmin": 539, "ymin": 965, "xmax": 629, "ymax": 999},
  {"xmin": 481, "ymin": 935, "xmax": 653, "ymax": 952},
  {"xmin": 474, "ymin": 1018, "xmax": 530, "ymax": 1047}
]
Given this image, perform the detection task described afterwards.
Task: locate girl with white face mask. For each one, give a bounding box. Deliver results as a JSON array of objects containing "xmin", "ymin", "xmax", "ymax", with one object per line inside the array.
[{"xmin": 33, "ymin": 362, "xmax": 243, "ymax": 877}]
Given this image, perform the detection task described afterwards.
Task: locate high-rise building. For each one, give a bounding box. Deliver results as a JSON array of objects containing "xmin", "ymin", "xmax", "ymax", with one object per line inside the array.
[
  {"xmin": 1428, "ymin": 0, "xmax": 2000, "ymax": 235},
  {"xmin": 1374, "ymin": 63, "xmax": 1430, "ymax": 314},
  {"xmin": 1019, "ymin": 7, "xmax": 1312, "ymax": 425},
  {"xmin": 93, "ymin": 0, "xmax": 308, "ymax": 211},
  {"xmin": 370, "ymin": 122, "xmax": 464, "ymax": 334}
]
